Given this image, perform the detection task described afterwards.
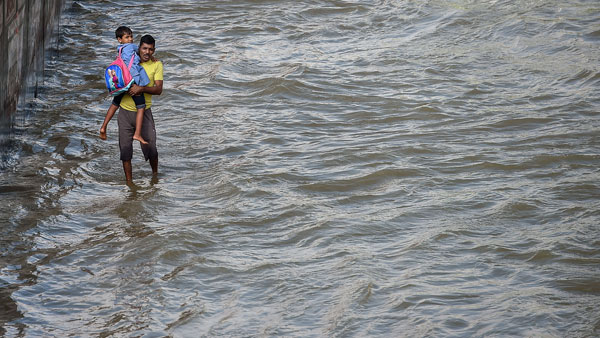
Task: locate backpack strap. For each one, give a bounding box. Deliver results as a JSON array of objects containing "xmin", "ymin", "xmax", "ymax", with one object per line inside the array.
[
  {"xmin": 118, "ymin": 46, "xmax": 136, "ymax": 70},
  {"xmin": 128, "ymin": 52, "xmax": 135, "ymax": 70}
]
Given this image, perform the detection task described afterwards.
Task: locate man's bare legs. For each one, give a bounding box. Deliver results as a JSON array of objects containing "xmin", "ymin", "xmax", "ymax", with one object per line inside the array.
[
  {"xmin": 123, "ymin": 160, "xmax": 133, "ymax": 183},
  {"xmin": 122, "ymin": 157, "xmax": 158, "ymax": 183},
  {"xmin": 150, "ymin": 157, "xmax": 158, "ymax": 176}
]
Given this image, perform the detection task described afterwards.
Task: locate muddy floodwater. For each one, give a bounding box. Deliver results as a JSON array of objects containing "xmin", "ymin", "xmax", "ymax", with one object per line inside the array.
[{"xmin": 1, "ymin": 0, "xmax": 599, "ymax": 336}]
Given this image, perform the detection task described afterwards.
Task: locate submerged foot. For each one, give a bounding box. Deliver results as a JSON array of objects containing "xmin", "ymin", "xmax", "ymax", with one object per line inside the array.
[{"xmin": 133, "ymin": 135, "xmax": 148, "ymax": 145}]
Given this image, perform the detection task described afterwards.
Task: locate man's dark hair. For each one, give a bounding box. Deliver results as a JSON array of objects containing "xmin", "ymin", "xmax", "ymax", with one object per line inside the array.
[
  {"xmin": 140, "ymin": 35, "xmax": 155, "ymax": 47},
  {"xmin": 115, "ymin": 26, "xmax": 132, "ymax": 39}
]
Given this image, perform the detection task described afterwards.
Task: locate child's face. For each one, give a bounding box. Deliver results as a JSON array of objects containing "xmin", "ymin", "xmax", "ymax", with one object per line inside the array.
[{"xmin": 117, "ymin": 32, "xmax": 134, "ymax": 44}]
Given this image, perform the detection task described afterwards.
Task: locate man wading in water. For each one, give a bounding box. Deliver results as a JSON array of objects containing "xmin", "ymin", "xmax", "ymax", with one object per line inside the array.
[{"xmin": 100, "ymin": 34, "xmax": 164, "ymax": 183}]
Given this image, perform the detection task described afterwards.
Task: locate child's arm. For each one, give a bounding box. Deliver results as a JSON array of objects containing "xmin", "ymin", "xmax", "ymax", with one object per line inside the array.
[{"xmin": 121, "ymin": 44, "xmax": 150, "ymax": 87}]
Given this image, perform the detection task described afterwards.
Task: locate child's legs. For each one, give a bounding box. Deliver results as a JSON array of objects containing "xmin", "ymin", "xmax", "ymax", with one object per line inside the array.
[
  {"xmin": 112, "ymin": 93, "xmax": 124, "ymax": 107},
  {"xmin": 132, "ymin": 94, "xmax": 146, "ymax": 110},
  {"xmin": 133, "ymin": 109, "xmax": 145, "ymax": 141},
  {"xmin": 132, "ymin": 95, "xmax": 146, "ymax": 138}
]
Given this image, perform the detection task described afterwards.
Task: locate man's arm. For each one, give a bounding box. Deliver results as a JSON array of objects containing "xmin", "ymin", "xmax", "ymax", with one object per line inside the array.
[{"xmin": 128, "ymin": 80, "xmax": 163, "ymax": 96}]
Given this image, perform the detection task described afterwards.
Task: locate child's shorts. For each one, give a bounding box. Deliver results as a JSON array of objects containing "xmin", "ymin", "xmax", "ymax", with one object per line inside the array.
[{"xmin": 112, "ymin": 93, "xmax": 146, "ymax": 109}]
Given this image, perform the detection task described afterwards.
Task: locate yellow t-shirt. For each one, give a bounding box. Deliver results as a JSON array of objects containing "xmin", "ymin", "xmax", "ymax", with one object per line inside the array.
[{"xmin": 120, "ymin": 59, "xmax": 163, "ymax": 111}]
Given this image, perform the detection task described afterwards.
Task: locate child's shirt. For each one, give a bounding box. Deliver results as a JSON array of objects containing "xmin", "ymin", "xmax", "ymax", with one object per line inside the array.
[{"xmin": 117, "ymin": 43, "xmax": 150, "ymax": 87}]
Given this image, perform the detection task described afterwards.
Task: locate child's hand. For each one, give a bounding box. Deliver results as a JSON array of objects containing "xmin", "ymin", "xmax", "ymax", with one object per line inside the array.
[{"xmin": 99, "ymin": 128, "xmax": 107, "ymax": 140}]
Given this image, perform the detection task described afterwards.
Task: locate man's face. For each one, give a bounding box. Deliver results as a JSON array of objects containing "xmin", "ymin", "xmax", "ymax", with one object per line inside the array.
[{"xmin": 139, "ymin": 42, "xmax": 155, "ymax": 63}]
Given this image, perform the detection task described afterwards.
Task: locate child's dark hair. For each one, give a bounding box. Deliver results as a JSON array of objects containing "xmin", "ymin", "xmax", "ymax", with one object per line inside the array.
[
  {"xmin": 140, "ymin": 34, "xmax": 156, "ymax": 47},
  {"xmin": 115, "ymin": 26, "xmax": 132, "ymax": 39}
]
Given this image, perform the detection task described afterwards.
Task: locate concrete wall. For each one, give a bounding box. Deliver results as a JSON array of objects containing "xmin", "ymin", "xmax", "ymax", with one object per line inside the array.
[{"xmin": 0, "ymin": 0, "xmax": 65, "ymax": 144}]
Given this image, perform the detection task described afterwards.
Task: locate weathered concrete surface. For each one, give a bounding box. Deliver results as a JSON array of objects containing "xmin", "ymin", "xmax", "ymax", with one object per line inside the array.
[{"xmin": 0, "ymin": 0, "xmax": 65, "ymax": 145}]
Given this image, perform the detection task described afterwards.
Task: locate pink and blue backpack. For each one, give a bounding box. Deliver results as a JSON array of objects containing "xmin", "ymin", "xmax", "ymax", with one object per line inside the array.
[{"xmin": 104, "ymin": 47, "xmax": 135, "ymax": 96}]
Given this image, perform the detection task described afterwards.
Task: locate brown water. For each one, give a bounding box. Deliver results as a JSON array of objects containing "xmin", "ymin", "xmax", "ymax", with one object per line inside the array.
[{"xmin": 1, "ymin": 0, "xmax": 600, "ymax": 336}]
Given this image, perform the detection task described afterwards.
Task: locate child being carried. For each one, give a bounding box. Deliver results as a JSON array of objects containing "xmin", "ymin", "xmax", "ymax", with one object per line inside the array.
[{"xmin": 101, "ymin": 26, "xmax": 150, "ymax": 144}]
